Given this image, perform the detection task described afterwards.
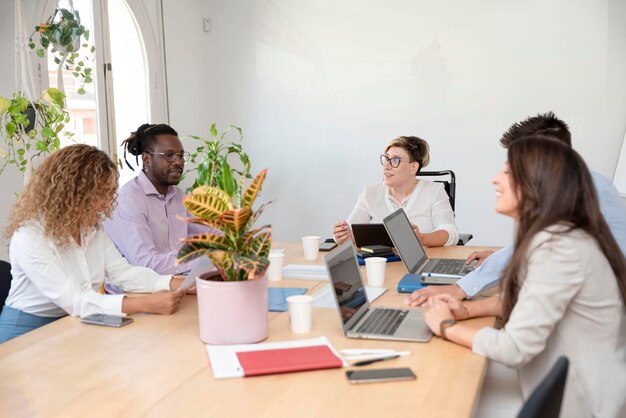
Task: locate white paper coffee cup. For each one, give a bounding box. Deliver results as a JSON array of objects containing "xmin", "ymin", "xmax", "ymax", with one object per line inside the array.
[
  {"xmin": 302, "ymin": 236, "xmax": 320, "ymax": 261},
  {"xmin": 267, "ymin": 253, "xmax": 285, "ymax": 281},
  {"xmin": 365, "ymin": 257, "xmax": 387, "ymax": 287},
  {"xmin": 287, "ymin": 294, "xmax": 313, "ymax": 333}
]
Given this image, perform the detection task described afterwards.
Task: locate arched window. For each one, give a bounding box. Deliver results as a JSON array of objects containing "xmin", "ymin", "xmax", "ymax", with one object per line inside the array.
[{"xmin": 44, "ymin": 0, "xmax": 168, "ymax": 185}]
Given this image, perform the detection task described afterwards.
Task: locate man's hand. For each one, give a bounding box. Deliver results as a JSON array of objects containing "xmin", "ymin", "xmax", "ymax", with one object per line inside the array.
[
  {"xmin": 465, "ymin": 250, "xmax": 494, "ymax": 267},
  {"xmin": 405, "ymin": 284, "xmax": 466, "ymax": 307},
  {"xmin": 332, "ymin": 220, "xmax": 352, "ymax": 244}
]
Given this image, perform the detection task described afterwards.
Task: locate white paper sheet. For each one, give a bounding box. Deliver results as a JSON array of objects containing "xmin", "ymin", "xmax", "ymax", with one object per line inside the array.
[
  {"xmin": 178, "ymin": 257, "xmax": 215, "ymax": 290},
  {"xmin": 206, "ymin": 336, "xmax": 345, "ymax": 379},
  {"xmin": 282, "ymin": 264, "xmax": 329, "ymax": 280},
  {"xmin": 312, "ymin": 284, "xmax": 387, "ymax": 308}
]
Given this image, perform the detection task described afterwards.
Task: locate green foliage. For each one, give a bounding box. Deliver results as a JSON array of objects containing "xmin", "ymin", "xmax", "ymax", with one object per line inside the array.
[
  {"xmin": 0, "ymin": 89, "xmax": 73, "ymax": 175},
  {"xmin": 184, "ymin": 124, "xmax": 251, "ymax": 207},
  {"xmin": 177, "ymin": 169, "xmax": 272, "ymax": 281},
  {"xmin": 29, "ymin": 8, "xmax": 95, "ymax": 95}
]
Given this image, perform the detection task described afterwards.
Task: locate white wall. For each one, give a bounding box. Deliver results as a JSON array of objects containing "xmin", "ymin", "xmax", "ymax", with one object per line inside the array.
[
  {"xmin": 160, "ymin": 0, "xmax": 626, "ymax": 246},
  {"xmin": 0, "ymin": 1, "xmax": 26, "ymax": 261},
  {"xmin": 2, "ymin": 1, "xmax": 625, "ymax": 259}
]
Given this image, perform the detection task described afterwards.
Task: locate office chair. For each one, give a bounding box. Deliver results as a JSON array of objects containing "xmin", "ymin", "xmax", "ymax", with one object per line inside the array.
[
  {"xmin": 418, "ymin": 170, "xmax": 472, "ymax": 245},
  {"xmin": 517, "ymin": 356, "xmax": 569, "ymax": 418},
  {"xmin": 0, "ymin": 260, "xmax": 12, "ymax": 309}
]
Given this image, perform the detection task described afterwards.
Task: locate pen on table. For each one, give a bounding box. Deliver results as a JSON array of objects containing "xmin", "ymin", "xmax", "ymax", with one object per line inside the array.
[
  {"xmin": 423, "ymin": 272, "xmax": 461, "ymax": 279},
  {"xmin": 351, "ymin": 354, "xmax": 400, "ymax": 367}
]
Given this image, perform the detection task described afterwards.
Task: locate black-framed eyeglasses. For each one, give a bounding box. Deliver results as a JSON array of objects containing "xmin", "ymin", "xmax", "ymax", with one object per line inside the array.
[
  {"xmin": 380, "ymin": 154, "xmax": 403, "ymax": 168},
  {"xmin": 147, "ymin": 151, "xmax": 190, "ymax": 162}
]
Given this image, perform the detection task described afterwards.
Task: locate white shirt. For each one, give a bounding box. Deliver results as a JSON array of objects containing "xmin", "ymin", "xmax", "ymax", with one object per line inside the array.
[
  {"xmin": 346, "ymin": 181, "xmax": 459, "ymax": 246},
  {"xmin": 6, "ymin": 222, "xmax": 172, "ymax": 318}
]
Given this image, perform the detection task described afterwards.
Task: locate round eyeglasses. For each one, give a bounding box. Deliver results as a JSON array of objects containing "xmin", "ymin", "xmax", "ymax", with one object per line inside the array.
[
  {"xmin": 147, "ymin": 151, "xmax": 190, "ymax": 163},
  {"xmin": 380, "ymin": 154, "xmax": 402, "ymax": 168}
]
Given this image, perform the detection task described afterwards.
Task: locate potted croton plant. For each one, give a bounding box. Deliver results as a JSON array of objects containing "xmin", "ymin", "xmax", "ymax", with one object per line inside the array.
[{"xmin": 177, "ymin": 168, "xmax": 272, "ymax": 344}]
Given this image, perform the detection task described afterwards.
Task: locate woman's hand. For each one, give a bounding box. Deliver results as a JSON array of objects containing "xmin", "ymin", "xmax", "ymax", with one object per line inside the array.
[
  {"xmin": 146, "ymin": 288, "xmax": 186, "ymax": 314},
  {"xmin": 423, "ymin": 298, "xmax": 455, "ymax": 336},
  {"xmin": 123, "ymin": 288, "xmax": 186, "ymax": 315},
  {"xmin": 411, "ymin": 223, "xmax": 421, "ymax": 238},
  {"xmin": 465, "ymin": 250, "xmax": 494, "ymax": 267},
  {"xmin": 332, "ymin": 220, "xmax": 352, "ymax": 244},
  {"xmin": 426, "ymin": 294, "xmax": 470, "ymax": 320}
]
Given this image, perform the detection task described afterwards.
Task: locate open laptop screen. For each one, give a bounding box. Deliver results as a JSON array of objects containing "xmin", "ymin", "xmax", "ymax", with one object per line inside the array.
[
  {"xmin": 325, "ymin": 243, "xmax": 368, "ymax": 328},
  {"xmin": 383, "ymin": 209, "xmax": 428, "ymax": 274}
]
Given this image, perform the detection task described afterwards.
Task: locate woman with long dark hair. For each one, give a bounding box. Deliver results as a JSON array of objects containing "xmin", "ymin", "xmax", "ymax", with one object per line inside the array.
[{"xmin": 422, "ymin": 136, "xmax": 626, "ymax": 417}]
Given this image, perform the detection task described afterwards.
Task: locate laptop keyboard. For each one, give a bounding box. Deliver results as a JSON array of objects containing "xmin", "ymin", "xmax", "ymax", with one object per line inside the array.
[
  {"xmin": 357, "ymin": 308, "xmax": 408, "ymax": 335},
  {"xmin": 428, "ymin": 258, "xmax": 469, "ymax": 275}
]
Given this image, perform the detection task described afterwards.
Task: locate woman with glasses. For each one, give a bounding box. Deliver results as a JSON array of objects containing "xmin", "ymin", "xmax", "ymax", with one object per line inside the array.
[
  {"xmin": 0, "ymin": 144, "xmax": 186, "ymax": 343},
  {"xmin": 104, "ymin": 123, "xmax": 204, "ymax": 276},
  {"xmin": 333, "ymin": 136, "xmax": 458, "ymax": 247}
]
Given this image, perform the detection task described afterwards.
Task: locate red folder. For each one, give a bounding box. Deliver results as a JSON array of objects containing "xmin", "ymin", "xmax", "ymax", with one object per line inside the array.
[{"xmin": 236, "ymin": 345, "xmax": 343, "ymax": 376}]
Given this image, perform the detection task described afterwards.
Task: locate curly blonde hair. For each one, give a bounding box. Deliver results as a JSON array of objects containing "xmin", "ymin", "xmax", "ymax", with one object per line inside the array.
[{"xmin": 5, "ymin": 144, "xmax": 118, "ymax": 248}]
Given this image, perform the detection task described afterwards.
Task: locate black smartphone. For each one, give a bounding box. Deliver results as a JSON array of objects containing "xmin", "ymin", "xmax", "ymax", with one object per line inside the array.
[
  {"xmin": 80, "ymin": 314, "xmax": 134, "ymax": 328},
  {"xmin": 346, "ymin": 367, "xmax": 416, "ymax": 384},
  {"xmin": 319, "ymin": 241, "xmax": 338, "ymax": 252}
]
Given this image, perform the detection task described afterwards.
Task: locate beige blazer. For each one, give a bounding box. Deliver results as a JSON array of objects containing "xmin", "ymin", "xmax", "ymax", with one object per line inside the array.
[{"xmin": 473, "ymin": 226, "xmax": 626, "ymax": 418}]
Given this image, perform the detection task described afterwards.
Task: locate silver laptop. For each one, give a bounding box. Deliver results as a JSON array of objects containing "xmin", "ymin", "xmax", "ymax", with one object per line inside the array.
[
  {"xmin": 324, "ymin": 242, "xmax": 432, "ymax": 342},
  {"xmin": 383, "ymin": 208, "xmax": 474, "ymax": 283}
]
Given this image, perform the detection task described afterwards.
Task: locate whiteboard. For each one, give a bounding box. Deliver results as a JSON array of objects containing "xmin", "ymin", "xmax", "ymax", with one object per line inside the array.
[{"xmin": 615, "ymin": 132, "xmax": 626, "ymax": 196}]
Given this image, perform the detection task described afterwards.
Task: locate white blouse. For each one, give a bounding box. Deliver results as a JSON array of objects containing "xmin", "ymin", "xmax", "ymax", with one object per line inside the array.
[
  {"xmin": 346, "ymin": 181, "xmax": 459, "ymax": 246},
  {"xmin": 6, "ymin": 222, "xmax": 172, "ymax": 318}
]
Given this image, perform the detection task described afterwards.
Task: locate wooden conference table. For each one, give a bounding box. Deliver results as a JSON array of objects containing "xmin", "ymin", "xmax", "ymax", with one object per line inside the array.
[{"xmin": 0, "ymin": 242, "xmax": 499, "ymax": 418}]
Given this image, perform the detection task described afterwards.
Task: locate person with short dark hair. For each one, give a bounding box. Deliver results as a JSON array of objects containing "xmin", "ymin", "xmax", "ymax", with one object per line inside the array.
[
  {"xmin": 104, "ymin": 123, "xmax": 205, "ymax": 275},
  {"xmin": 421, "ymin": 136, "xmax": 626, "ymax": 417},
  {"xmin": 0, "ymin": 144, "xmax": 186, "ymax": 343},
  {"xmin": 407, "ymin": 112, "xmax": 626, "ymax": 306},
  {"xmin": 333, "ymin": 135, "xmax": 459, "ymax": 247}
]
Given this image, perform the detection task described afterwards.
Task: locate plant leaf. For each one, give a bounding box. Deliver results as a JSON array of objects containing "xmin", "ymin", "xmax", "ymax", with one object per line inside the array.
[
  {"xmin": 177, "ymin": 235, "xmax": 232, "ymax": 266},
  {"xmin": 233, "ymin": 253, "xmax": 270, "ymax": 279},
  {"xmin": 242, "ymin": 230, "xmax": 272, "ymax": 257},
  {"xmin": 183, "ymin": 188, "xmax": 232, "ymax": 220},
  {"xmin": 219, "ymin": 207, "xmax": 253, "ymax": 235},
  {"xmin": 242, "ymin": 168, "xmax": 268, "ymax": 208},
  {"xmin": 207, "ymin": 250, "xmax": 236, "ymax": 280}
]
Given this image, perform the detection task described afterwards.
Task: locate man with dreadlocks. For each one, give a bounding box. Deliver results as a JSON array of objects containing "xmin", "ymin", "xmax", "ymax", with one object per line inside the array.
[{"xmin": 104, "ymin": 123, "xmax": 205, "ymax": 275}]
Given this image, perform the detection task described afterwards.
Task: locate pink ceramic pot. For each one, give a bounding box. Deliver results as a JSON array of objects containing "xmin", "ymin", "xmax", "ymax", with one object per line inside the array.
[{"xmin": 195, "ymin": 273, "xmax": 269, "ymax": 345}]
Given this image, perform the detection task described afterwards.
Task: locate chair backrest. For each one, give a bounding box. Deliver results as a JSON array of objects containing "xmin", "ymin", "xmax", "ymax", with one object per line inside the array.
[
  {"xmin": 0, "ymin": 260, "xmax": 12, "ymax": 309},
  {"xmin": 517, "ymin": 356, "xmax": 569, "ymax": 418},
  {"xmin": 417, "ymin": 170, "xmax": 456, "ymax": 211}
]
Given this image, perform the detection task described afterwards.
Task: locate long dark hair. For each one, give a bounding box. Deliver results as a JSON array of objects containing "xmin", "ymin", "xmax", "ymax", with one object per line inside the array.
[
  {"xmin": 499, "ymin": 136, "xmax": 626, "ymax": 324},
  {"xmin": 120, "ymin": 123, "xmax": 178, "ymax": 170}
]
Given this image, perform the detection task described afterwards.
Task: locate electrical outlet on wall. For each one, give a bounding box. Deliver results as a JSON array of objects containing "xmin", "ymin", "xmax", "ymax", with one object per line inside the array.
[{"xmin": 203, "ymin": 17, "xmax": 211, "ymax": 32}]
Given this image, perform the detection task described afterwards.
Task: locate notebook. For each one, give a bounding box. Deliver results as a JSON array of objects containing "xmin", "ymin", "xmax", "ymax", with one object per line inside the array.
[
  {"xmin": 323, "ymin": 242, "xmax": 432, "ymax": 342},
  {"xmin": 382, "ymin": 208, "xmax": 474, "ymax": 282},
  {"xmin": 236, "ymin": 345, "xmax": 343, "ymax": 376},
  {"xmin": 351, "ymin": 223, "xmax": 395, "ymax": 248}
]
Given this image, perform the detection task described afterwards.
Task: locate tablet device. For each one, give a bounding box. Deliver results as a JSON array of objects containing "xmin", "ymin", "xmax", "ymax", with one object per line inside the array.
[{"xmin": 351, "ymin": 223, "xmax": 394, "ymax": 248}]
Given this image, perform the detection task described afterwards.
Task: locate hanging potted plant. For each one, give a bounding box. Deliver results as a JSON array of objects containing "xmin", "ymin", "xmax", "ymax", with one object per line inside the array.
[
  {"xmin": 29, "ymin": 7, "xmax": 95, "ymax": 95},
  {"xmin": 177, "ymin": 168, "xmax": 272, "ymax": 344},
  {"xmin": 0, "ymin": 88, "xmax": 72, "ymax": 175}
]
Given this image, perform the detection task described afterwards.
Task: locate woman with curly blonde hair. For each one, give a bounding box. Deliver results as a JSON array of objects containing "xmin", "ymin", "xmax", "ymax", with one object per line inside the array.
[{"xmin": 0, "ymin": 144, "xmax": 186, "ymax": 343}]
